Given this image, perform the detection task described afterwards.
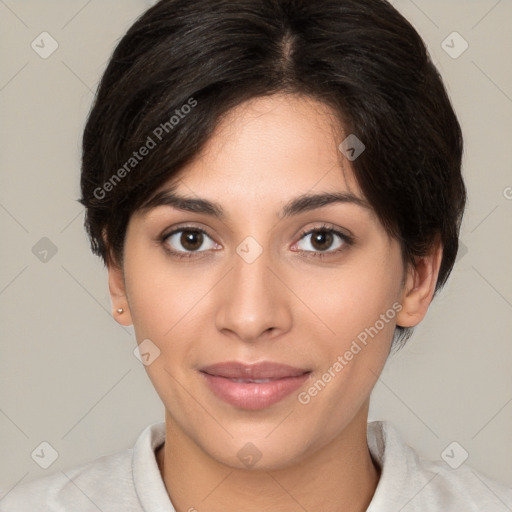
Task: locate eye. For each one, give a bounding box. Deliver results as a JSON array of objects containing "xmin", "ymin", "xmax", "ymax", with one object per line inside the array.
[
  {"xmin": 162, "ymin": 227, "xmax": 219, "ymax": 259},
  {"xmin": 294, "ymin": 224, "xmax": 352, "ymax": 257},
  {"xmin": 160, "ymin": 223, "xmax": 352, "ymax": 260}
]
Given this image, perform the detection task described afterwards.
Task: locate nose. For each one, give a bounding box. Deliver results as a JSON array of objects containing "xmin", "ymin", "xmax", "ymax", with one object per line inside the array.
[{"xmin": 214, "ymin": 245, "xmax": 293, "ymax": 343}]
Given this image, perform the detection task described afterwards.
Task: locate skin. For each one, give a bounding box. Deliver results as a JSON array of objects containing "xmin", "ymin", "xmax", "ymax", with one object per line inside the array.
[{"xmin": 108, "ymin": 93, "xmax": 442, "ymax": 512}]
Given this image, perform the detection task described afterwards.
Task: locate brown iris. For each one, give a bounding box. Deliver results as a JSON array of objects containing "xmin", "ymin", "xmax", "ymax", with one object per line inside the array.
[
  {"xmin": 309, "ymin": 230, "xmax": 334, "ymax": 251},
  {"xmin": 180, "ymin": 230, "xmax": 203, "ymax": 251}
]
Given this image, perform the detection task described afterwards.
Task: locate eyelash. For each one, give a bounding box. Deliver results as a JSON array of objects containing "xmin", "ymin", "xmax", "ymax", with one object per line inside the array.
[
  {"xmin": 296, "ymin": 224, "xmax": 353, "ymax": 259},
  {"xmin": 160, "ymin": 223, "xmax": 353, "ymax": 261}
]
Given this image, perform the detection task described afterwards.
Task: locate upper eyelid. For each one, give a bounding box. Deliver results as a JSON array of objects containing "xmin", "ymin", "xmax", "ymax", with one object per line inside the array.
[
  {"xmin": 162, "ymin": 223, "xmax": 346, "ymax": 238},
  {"xmin": 162, "ymin": 224, "xmax": 351, "ymax": 250},
  {"xmin": 162, "ymin": 225, "xmax": 211, "ymax": 240},
  {"xmin": 298, "ymin": 224, "xmax": 351, "ymax": 239}
]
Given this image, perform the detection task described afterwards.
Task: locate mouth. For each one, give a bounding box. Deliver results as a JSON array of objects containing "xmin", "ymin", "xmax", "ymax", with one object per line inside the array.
[{"xmin": 199, "ymin": 361, "xmax": 312, "ymax": 410}]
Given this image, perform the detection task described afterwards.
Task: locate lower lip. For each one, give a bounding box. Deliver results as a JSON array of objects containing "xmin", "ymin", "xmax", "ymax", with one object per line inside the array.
[{"xmin": 200, "ymin": 372, "xmax": 311, "ymax": 410}]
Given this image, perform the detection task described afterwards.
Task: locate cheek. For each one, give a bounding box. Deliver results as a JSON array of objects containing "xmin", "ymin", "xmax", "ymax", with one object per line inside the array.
[
  {"xmin": 124, "ymin": 249, "xmax": 218, "ymax": 373},
  {"xmin": 293, "ymin": 255, "xmax": 402, "ymax": 346},
  {"xmin": 123, "ymin": 243, "xmax": 182, "ymax": 339},
  {"xmin": 123, "ymin": 257, "xmax": 199, "ymax": 402},
  {"xmin": 294, "ymin": 262, "xmax": 399, "ymax": 436}
]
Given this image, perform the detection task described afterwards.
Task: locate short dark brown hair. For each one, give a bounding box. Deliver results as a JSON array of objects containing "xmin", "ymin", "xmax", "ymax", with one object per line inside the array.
[{"xmin": 79, "ymin": 0, "xmax": 466, "ymax": 350}]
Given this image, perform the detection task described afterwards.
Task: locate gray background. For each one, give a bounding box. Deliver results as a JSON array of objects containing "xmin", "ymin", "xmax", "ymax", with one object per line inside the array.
[{"xmin": 1, "ymin": 0, "xmax": 511, "ymax": 495}]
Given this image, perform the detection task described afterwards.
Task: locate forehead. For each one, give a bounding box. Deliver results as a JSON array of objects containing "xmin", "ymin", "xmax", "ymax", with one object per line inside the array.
[{"xmin": 162, "ymin": 93, "xmax": 361, "ymax": 196}]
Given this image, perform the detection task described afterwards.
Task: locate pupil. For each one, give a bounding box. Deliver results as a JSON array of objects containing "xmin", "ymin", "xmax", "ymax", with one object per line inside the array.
[
  {"xmin": 312, "ymin": 230, "xmax": 332, "ymax": 251},
  {"xmin": 181, "ymin": 231, "xmax": 202, "ymax": 251}
]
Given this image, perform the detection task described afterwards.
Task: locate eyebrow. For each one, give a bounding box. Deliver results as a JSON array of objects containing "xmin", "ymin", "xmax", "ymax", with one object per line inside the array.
[{"xmin": 140, "ymin": 185, "xmax": 371, "ymax": 220}]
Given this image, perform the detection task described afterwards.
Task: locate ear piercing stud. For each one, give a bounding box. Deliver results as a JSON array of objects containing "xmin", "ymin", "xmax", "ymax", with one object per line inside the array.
[{"xmin": 116, "ymin": 308, "xmax": 124, "ymax": 314}]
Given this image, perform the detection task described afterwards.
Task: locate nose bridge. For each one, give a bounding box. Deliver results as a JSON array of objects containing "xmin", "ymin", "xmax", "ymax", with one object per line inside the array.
[{"xmin": 215, "ymin": 238, "xmax": 291, "ymax": 341}]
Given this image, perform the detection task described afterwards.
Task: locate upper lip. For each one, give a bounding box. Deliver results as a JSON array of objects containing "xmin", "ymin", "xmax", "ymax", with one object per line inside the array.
[{"xmin": 200, "ymin": 361, "xmax": 311, "ymax": 380}]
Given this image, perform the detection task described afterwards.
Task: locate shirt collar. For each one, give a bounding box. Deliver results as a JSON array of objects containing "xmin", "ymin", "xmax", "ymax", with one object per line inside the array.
[
  {"xmin": 132, "ymin": 422, "xmax": 173, "ymax": 511},
  {"xmin": 131, "ymin": 420, "xmax": 410, "ymax": 512}
]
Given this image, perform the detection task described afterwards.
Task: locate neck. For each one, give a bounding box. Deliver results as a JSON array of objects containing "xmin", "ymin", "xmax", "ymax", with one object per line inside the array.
[{"xmin": 156, "ymin": 403, "xmax": 380, "ymax": 512}]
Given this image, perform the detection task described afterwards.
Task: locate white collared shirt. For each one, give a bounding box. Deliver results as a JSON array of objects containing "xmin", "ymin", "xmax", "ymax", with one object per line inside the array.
[{"xmin": 1, "ymin": 421, "xmax": 511, "ymax": 511}]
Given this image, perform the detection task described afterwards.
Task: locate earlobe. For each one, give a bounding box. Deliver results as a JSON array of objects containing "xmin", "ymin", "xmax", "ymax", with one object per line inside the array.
[
  {"xmin": 107, "ymin": 261, "xmax": 133, "ymax": 326},
  {"xmin": 395, "ymin": 241, "xmax": 443, "ymax": 328}
]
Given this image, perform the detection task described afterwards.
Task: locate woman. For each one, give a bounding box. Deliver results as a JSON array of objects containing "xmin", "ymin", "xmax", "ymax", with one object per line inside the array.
[{"xmin": 3, "ymin": 0, "xmax": 511, "ymax": 510}]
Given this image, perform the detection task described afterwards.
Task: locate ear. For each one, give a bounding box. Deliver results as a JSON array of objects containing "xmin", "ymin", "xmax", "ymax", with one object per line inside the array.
[
  {"xmin": 396, "ymin": 238, "xmax": 443, "ymax": 328},
  {"xmin": 107, "ymin": 260, "xmax": 133, "ymax": 327}
]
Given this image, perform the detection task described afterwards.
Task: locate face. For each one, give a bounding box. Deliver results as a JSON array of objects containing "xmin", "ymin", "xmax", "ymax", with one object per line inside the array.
[{"xmin": 110, "ymin": 93, "xmax": 428, "ymax": 471}]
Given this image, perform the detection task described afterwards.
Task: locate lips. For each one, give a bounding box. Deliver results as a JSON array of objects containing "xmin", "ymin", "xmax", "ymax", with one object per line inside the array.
[
  {"xmin": 200, "ymin": 361, "xmax": 310, "ymax": 380},
  {"xmin": 199, "ymin": 361, "xmax": 312, "ymax": 410}
]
